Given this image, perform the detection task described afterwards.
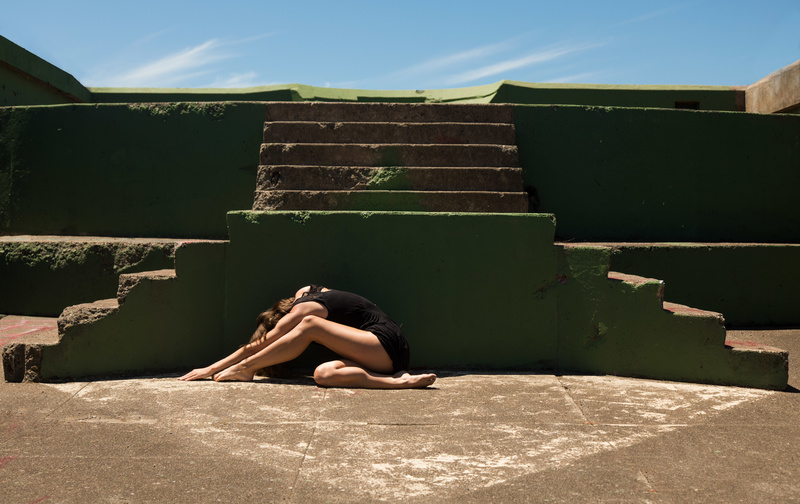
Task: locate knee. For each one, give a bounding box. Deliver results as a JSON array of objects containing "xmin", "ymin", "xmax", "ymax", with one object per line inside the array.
[
  {"xmin": 313, "ymin": 361, "xmax": 341, "ymax": 387},
  {"xmin": 298, "ymin": 314, "xmax": 323, "ymax": 331}
]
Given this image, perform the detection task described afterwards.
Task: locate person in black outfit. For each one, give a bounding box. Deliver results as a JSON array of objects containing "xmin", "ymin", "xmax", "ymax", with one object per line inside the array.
[{"xmin": 178, "ymin": 285, "xmax": 436, "ymax": 388}]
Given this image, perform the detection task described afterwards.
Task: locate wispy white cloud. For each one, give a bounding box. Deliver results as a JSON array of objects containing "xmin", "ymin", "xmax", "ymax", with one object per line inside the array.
[
  {"xmin": 445, "ymin": 42, "xmax": 603, "ymax": 85},
  {"xmin": 393, "ymin": 40, "xmax": 513, "ymax": 79},
  {"xmin": 91, "ymin": 34, "xmax": 276, "ymax": 88},
  {"xmin": 101, "ymin": 39, "xmax": 229, "ymax": 87}
]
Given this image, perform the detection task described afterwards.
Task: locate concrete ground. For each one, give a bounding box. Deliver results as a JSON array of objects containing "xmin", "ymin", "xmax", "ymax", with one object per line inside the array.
[{"xmin": 1, "ymin": 323, "xmax": 799, "ymax": 503}]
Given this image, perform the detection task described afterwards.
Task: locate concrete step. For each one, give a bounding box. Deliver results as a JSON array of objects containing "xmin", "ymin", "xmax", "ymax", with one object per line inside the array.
[
  {"xmin": 252, "ymin": 190, "xmax": 530, "ymax": 213},
  {"xmin": 263, "ymin": 121, "xmax": 517, "ymax": 145},
  {"xmin": 608, "ymin": 271, "xmax": 665, "ymax": 308},
  {"xmin": 563, "ymin": 241, "xmax": 800, "ymax": 327},
  {"xmin": 260, "ymin": 143, "xmax": 519, "ymax": 168},
  {"xmin": 117, "ymin": 269, "xmax": 177, "ymax": 304},
  {"xmin": 257, "ymin": 165, "xmax": 524, "ymax": 192},
  {"xmin": 264, "ymin": 101, "xmax": 515, "ymax": 124},
  {"xmin": 609, "ymin": 271, "xmax": 725, "ymax": 323},
  {"xmin": 663, "ymin": 301, "xmax": 725, "ymax": 322},
  {"xmin": 1, "ymin": 315, "xmax": 59, "ymax": 382},
  {"xmin": 57, "ymin": 298, "xmax": 120, "ymax": 333}
]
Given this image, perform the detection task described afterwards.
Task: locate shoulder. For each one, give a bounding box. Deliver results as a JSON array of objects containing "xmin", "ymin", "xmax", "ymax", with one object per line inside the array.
[
  {"xmin": 294, "ymin": 285, "xmax": 331, "ymax": 299},
  {"xmin": 290, "ymin": 296, "xmax": 328, "ymax": 318},
  {"xmin": 295, "ymin": 286, "xmax": 312, "ymax": 299}
]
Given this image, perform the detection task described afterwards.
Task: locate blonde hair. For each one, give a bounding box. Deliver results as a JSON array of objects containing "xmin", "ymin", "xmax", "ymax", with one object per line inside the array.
[{"xmin": 247, "ymin": 297, "xmax": 295, "ymax": 377}]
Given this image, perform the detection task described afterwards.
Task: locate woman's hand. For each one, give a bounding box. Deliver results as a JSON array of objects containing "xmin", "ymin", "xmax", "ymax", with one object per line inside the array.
[{"xmin": 177, "ymin": 367, "xmax": 215, "ymax": 381}]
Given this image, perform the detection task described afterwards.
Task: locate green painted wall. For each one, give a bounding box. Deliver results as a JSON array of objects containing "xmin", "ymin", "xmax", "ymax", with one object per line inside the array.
[
  {"xmin": 0, "ymin": 102, "xmax": 264, "ymax": 237},
  {"xmin": 223, "ymin": 211, "xmax": 559, "ymax": 369},
  {"xmin": 514, "ymin": 105, "xmax": 800, "ymax": 242}
]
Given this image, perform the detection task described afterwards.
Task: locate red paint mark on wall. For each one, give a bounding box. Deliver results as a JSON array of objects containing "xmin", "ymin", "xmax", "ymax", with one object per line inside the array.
[
  {"xmin": 29, "ymin": 497, "xmax": 51, "ymax": 504},
  {"xmin": 0, "ymin": 456, "xmax": 17, "ymax": 469}
]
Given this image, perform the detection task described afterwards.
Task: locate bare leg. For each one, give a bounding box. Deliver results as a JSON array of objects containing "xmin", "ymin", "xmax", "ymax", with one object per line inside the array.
[
  {"xmin": 314, "ymin": 360, "xmax": 437, "ymax": 389},
  {"xmin": 214, "ymin": 315, "xmax": 394, "ymax": 382}
]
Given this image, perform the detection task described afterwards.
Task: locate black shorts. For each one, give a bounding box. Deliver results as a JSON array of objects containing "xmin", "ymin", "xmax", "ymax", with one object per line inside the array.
[{"xmin": 366, "ymin": 320, "xmax": 410, "ymax": 374}]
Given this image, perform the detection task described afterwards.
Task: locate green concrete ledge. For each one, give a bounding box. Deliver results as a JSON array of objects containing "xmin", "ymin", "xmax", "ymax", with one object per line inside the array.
[
  {"xmin": 88, "ymin": 81, "xmax": 744, "ymax": 111},
  {"xmin": 0, "ymin": 36, "xmax": 91, "ymax": 105},
  {"xmin": 223, "ymin": 211, "xmax": 560, "ymax": 366},
  {"xmin": 3, "ymin": 212, "xmax": 787, "ymax": 389}
]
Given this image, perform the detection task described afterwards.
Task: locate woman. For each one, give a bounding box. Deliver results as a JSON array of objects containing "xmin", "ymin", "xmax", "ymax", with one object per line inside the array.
[{"xmin": 178, "ymin": 285, "xmax": 436, "ymax": 389}]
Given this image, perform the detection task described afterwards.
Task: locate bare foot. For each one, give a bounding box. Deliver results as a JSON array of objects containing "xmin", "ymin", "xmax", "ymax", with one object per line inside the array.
[
  {"xmin": 213, "ymin": 364, "xmax": 255, "ymax": 382},
  {"xmin": 393, "ymin": 371, "xmax": 437, "ymax": 389}
]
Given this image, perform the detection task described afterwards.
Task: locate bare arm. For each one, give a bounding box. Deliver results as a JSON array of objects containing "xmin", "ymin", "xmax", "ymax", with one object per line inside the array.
[{"xmin": 177, "ymin": 300, "xmax": 327, "ymax": 381}]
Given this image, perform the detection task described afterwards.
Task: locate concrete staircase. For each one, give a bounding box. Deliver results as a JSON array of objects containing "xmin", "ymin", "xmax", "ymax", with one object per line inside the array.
[
  {"xmin": 556, "ymin": 245, "xmax": 787, "ymax": 389},
  {"xmin": 253, "ymin": 102, "xmax": 528, "ymax": 213}
]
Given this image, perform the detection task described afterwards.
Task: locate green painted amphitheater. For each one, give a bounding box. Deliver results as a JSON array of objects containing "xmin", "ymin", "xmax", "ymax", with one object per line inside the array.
[{"xmin": 2, "ymin": 35, "xmax": 798, "ymax": 389}]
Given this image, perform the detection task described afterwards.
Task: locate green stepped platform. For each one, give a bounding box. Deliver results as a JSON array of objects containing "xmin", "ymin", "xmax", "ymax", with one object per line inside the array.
[
  {"xmin": 2, "ymin": 212, "xmax": 788, "ymax": 389},
  {"xmin": 0, "ymin": 101, "xmax": 792, "ymax": 390}
]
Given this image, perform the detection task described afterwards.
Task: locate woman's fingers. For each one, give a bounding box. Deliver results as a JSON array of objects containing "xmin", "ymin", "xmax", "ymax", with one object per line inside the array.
[{"xmin": 177, "ymin": 368, "xmax": 212, "ymax": 381}]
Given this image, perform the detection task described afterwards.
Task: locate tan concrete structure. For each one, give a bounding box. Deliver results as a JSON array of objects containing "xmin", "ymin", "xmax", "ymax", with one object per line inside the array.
[{"xmin": 746, "ymin": 59, "xmax": 800, "ymax": 114}]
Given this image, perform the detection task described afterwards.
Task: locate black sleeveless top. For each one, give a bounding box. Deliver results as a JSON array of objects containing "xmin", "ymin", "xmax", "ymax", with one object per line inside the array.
[{"xmin": 293, "ymin": 286, "xmax": 410, "ymax": 372}]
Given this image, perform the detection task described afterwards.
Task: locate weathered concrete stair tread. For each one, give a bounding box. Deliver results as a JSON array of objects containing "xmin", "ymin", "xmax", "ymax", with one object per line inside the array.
[
  {"xmin": 725, "ymin": 339, "xmax": 788, "ymax": 354},
  {"xmin": 117, "ymin": 269, "xmax": 177, "ymax": 304},
  {"xmin": 253, "ymin": 190, "xmax": 529, "ymax": 212},
  {"xmin": 1, "ymin": 316, "xmax": 59, "ymax": 382},
  {"xmin": 608, "ymin": 271, "xmax": 663, "ymax": 286},
  {"xmin": 608, "ymin": 270, "xmax": 666, "ymax": 307},
  {"xmin": 663, "ymin": 301, "xmax": 724, "ymax": 320},
  {"xmin": 263, "ymin": 121, "xmax": 516, "ymax": 145},
  {"xmin": 0, "ymin": 315, "xmax": 59, "ymax": 347},
  {"xmin": 609, "ymin": 271, "xmax": 722, "ymax": 320},
  {"xmin": 58, "ymin": 298, "xmax": 120, "ymax": 332},
  {"xmin": 264, "ymin": 101, "xmax": 515, "ymax": 123},
  {"xmin": 260, "ymin": 143, "xmax": 519, "ymax": 167},
  {"xmin": 257, "ymin": 166, "xmax": 524, "ymax": 191}
]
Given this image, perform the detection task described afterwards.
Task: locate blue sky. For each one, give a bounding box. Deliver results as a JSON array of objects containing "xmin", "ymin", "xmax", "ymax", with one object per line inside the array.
[{"xmin": 3, "ymin": 0, "xmax": 799, "ymax": 90}]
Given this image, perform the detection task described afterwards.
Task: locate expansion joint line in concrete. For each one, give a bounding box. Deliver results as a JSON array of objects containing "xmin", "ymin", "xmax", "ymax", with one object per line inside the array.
[
  {"xmin": 289, "ymin": 388, "xmax": 327, "ymax": 500},
  {"xmin": 43, "ymin": 382, "xmax": 91, "ymax": 420},
  {"xmin": 557, "ymin": 376, "xmax": 590, "ymax": 423}
]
